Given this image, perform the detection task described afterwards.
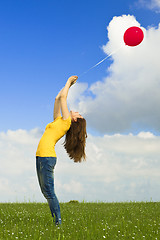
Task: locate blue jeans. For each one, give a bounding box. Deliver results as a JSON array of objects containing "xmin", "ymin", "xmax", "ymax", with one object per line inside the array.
[{"xmin": 36, "ymin": 156, "xmax": 61, "ymax": 225}]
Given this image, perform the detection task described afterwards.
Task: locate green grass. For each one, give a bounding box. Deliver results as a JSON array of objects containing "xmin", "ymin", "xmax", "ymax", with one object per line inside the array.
[{"xmin": 0, "ymin": 202, "xmax": 160, "ymax": 239}]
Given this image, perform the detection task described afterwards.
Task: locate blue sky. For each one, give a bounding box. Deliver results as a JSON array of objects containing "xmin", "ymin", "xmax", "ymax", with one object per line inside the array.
[{"xmin": 0, "ymin": 0, "xmax": 159, "ymax": 132}]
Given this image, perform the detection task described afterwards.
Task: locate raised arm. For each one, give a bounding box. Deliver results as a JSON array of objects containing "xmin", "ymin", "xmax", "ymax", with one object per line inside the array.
[
  {"xmin": 60, "ymin": 76, "xmax": 78, "ymax": 120},
  {"xmin": 54, "ymin": 76, "xmax": 78, "ymax": 120},
  {"xmin": 53, "ymin": 98, "xmax": 61, "ymax": 120},
  {"xmin": 60, "ymin": 76, "xmax": 78, "ymax": 98}
]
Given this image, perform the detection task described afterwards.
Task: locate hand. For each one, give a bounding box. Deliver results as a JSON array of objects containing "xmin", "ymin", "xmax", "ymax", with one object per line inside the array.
[{"xmin": 68, "ymin": 75, "xmax": 78, "ymax": 87}]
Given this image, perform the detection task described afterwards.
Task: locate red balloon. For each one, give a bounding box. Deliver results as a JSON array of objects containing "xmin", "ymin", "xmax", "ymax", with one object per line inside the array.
[{"xmin": 123, "ymin": 26, "xmax": 144, "ymax": 47}]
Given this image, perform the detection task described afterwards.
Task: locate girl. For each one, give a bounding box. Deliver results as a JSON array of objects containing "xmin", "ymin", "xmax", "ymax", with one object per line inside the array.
[{"xmin": 36, "ymin": 76, "xmax": 87, "ymax": 225}]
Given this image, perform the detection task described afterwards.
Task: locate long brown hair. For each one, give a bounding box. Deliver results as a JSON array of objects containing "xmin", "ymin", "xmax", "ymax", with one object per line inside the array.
[{"xmin": 62, "ymin": 118, "xmax": 87, "ymax": 163}]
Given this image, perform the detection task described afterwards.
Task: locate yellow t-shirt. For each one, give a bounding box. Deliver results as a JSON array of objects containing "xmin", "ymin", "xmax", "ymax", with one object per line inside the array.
[{"xmin": 36, "ymin": 116, "xmax": 71, "ymax": 157}]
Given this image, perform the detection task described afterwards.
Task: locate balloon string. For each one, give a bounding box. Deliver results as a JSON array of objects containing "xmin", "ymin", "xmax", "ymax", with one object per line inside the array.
[{"xmin": 78, "ymin": 45, "xmax": 124, "ymax": 78}]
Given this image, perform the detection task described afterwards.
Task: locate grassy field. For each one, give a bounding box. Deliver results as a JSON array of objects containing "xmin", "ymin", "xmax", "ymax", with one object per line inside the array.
[{"xmin": 0, "ymin": 201, "xmax": 160, "ymax": 239}]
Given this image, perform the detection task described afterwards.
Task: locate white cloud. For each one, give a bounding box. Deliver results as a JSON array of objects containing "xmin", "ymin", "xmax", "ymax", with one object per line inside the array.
[
  {"xmin": 0, "ymin": 128, "xmax": 42, "ymax": 202},
  {"xmin": 0, "ymin": 129, "xmax": 41, "ymax": 175},
  {"xmin": 136, "ymin": 0, "xmax": 160, "ymax": 12},
  {"xmin": 68, "ymin": 15, "xmax": 160, "ymax": 134},
  {"xmin": 1, "ymin": 128, "xmax": 159, "ymax": 203},
  {"xmin": 57, "ymin": 180, "xmax": 83, "ymax": 195}
]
